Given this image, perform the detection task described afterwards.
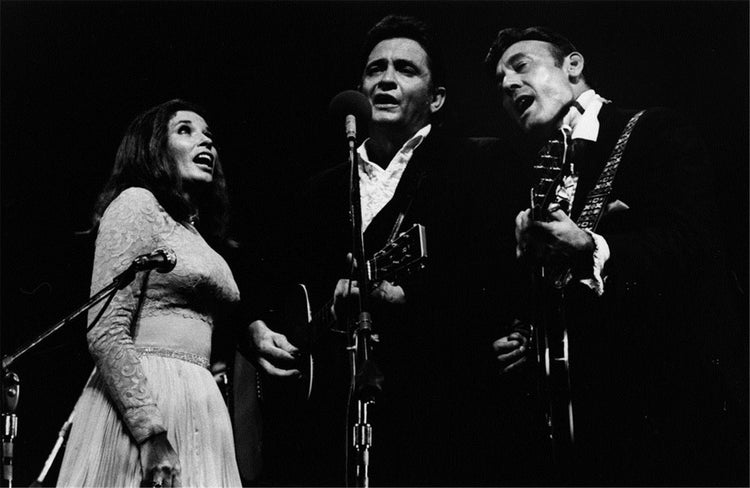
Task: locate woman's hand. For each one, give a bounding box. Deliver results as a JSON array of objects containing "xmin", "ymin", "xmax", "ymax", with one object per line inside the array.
[{"xmin": 139, "ymin": 432, "xmax": 181, "ymax": 487}]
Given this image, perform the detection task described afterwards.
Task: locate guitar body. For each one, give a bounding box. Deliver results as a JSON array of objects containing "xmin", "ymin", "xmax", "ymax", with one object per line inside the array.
[
  {"xmin": 229, "ymin": 284, "xmax": 332, "ymax": 483},
  {"xmin": 261, "ymin": 283, "xmax": 317, "ymax": 409},
  {"xmin": 230, "ymin": 224, "xmax": 427, "ymax": 483},
  {"xmin": 259, "ymin": 223, "xmax": 427, "ymax": 410},
  {"xmin": 232, "ymin": 351, "xmax": 263, "ymax": 482}
]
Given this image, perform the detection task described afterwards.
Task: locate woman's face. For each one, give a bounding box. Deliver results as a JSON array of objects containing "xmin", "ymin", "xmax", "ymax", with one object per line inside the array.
[{"xmin": 167, "ymin": 110, "xmax": 217, "ymax": 185}]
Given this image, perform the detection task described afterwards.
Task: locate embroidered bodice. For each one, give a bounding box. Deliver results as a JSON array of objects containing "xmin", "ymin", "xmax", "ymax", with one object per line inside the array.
[{"xmin": 86, "ymin": 187, "xmax": 240, "ymax": 442}]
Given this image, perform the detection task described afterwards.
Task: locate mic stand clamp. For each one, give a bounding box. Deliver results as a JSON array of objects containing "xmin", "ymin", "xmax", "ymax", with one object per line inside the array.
[{"xmin": 353, "ymin": 312, "xmax": 383, "ymax": 401}]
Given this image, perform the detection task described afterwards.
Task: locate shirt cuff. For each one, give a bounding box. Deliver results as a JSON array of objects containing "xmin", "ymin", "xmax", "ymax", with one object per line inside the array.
[{"xmin": 579, "ymin": 230, "xmax": 610, "ymax": 296}]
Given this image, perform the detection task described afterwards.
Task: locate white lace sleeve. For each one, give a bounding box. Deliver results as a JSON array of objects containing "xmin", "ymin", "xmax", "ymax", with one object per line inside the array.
[{"xmin": 86, "ymin": 187, "xmax": 169, "ymax": 443}]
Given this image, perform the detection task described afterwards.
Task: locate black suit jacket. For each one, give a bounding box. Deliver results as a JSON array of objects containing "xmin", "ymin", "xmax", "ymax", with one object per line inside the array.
[
  {"xmin": 546, "ymin": 104, "xmax": 747, "ymax": 485},
  {"xmin": 260, "ymin": 128, "xmax": 523, "ymax": 486}
]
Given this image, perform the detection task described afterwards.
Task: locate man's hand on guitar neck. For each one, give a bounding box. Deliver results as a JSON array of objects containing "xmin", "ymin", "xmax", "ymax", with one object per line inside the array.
[
  {"xmin": 247, "ymin": 320, "xmax": 301, "ymax": 378},
  {"xmin": 515, "ymin": 206, "xmax": 594, "ymax": 266},
  {"xmin": 331, "ymin": 278, "xmax": 406, "ymax": 321}
]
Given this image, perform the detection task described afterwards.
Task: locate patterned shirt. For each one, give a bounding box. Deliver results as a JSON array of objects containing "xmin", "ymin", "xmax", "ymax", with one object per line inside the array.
[{"xmin": 357, "ymin": 125, "xmax": 431, "ymax": 231}]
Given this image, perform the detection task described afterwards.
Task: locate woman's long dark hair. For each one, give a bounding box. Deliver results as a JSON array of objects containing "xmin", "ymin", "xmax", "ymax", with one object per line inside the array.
[{"xmin": 92, "ymin": 99, "xmax": 230, "ymax": 245}]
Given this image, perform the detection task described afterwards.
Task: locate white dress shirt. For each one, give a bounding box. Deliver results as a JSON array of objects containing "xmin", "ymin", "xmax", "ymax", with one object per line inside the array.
[
  {"xmin": 356, "ymin": 124, "xmax": 431, "ymax": 231},
  {"xmin": 561, "ymin": 90, "xmax": 612, "ymax": 295}
]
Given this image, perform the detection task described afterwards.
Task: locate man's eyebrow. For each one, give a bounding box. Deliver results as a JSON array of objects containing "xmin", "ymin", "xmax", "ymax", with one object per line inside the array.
[
  {"xmin": 495, "ymin": 52, "xmax": 528, "ymax": 82},
  {"xmin": 394, "ymin": 58, "xmax": 418, "ymax": 66},
  {"xmin": 365, "ymin": 57, "xmax": 386, "ymax": 67},
  {"xmin": 505, "ymin": 52, "xmax": 527, "ymax": 66}
]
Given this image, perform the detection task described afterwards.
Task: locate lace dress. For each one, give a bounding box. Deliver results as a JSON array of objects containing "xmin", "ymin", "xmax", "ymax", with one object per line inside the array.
[{"xmin": 57, "ymin": 187, "xmax": 242, "ymax": 487}]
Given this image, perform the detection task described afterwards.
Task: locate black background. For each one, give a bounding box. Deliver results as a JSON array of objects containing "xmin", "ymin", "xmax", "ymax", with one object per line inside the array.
[{"xmin": 1, "ymin": 1, "xmax": 747, "ymax": 485}]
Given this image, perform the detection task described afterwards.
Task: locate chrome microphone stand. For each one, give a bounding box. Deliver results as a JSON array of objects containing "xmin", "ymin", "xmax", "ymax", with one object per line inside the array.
[
  {"xmin": 1, "ymin": 372, "xmax": 19, "ymax": 488},
  {"xmin": 345, "ymin": 124, "xmax": 383, "ymax": 488},
  {"xmin": 329, "ymin": 90, "xmax": 380, "ymax": 487},
  {"xmin": 350, "ymin": 316, "xmax": 382, "ymax": 488}
]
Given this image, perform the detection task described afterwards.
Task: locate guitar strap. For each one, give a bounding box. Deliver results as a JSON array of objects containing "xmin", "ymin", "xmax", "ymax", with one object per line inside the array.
[{"xmin": 575, "ymin": 110, "xmax": 646, "ymax": 232}]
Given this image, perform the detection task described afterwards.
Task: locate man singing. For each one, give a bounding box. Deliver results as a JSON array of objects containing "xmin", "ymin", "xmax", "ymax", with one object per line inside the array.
[
  {"xmin": 485, "ymin": 26, "xmax": 746, "ymax": 486},
  {"xmin": 247, "ymin": 14, "xmax": 517, "ymax": 486}
]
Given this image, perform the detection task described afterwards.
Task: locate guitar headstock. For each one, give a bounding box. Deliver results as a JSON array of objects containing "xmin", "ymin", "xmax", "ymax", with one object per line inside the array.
[
  {"xmin": 368, "ymin": 223, "xmax": 427, "ymax": 285},
  {"xmin": 531, "ymin": 127, "xmax": 572, "ymax": 222}
]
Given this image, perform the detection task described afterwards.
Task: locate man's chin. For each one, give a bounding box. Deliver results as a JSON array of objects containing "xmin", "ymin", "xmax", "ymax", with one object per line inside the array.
[
  {"xmin": 371, "ymin": 114, "xmax": 406, "ymax": 129},
  {"xmin": 518, "ymin": 112, "xmax": 537, "ymax": 131},
  {"xmin": 520, "ymin": 116, "xmax": 558, "ymax": 140},
  {"xmin": 371, "ymin": 111, "xmax": 401, "ymax": 123},
  {"xmin": 517, "ymin": 119, "xmax": 538, "ymax": 137}
]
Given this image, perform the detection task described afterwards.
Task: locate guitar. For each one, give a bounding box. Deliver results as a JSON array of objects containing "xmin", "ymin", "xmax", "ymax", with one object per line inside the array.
[
  {"xmin": 230, "ymin": 224, "xmax": 427, "ymax": 478},
  {"xmin": 260, "ymin": 223, "xmax": 428, "ymax": 405},
  {"xmin": 529, "ymin": 127, "xmax": 576, "ymax": 461}
]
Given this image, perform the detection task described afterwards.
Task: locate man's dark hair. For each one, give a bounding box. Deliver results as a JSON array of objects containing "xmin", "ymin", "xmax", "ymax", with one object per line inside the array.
[
  {"xmin": 360, "ymin": 14, "xmax": 445, "ymax": 89},
  {"xmin": 484, "ymin": 26, "xmax": 579, "ymax": 77}
]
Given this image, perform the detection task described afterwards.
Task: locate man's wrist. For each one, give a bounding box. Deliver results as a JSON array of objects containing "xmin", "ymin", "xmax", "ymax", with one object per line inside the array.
[{"xmin": 579, "ymin": 230, "xmax": 610, "ymax": 296}]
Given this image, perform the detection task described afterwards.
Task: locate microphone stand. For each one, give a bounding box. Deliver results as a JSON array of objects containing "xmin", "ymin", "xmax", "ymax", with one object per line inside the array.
[
  {"xmin": 345, "ymin": 126, "xmax": 383, "ymax": 488},
  {"xmin": 1, "ymin": 262, "xmax": 142, "ymax": 487},
  {"xmin": 1, "ymin": 372, "xmax": 19, "ymax": 488},
  {"xmin": 29, "ymin": 408, "xmax": 75, "ymax": 487}
]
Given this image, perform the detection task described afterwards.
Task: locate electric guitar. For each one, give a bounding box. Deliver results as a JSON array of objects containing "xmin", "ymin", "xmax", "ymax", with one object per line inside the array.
[
  {"xmin": 260, "ymin": 223, "xmax": 428, "ymax": 406},
  {"xmin": 529, "ymin": 127, "xmax": 576, "ymax": 461}
]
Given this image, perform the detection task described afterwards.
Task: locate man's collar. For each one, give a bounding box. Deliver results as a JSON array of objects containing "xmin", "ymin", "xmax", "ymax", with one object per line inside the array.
[
  {"xmin": 561, "ymin": 90, "xmax": 610, "ymax": 142},
  {"xmin": 576, "ymin": 89, "xmax": 601, "ymax": 112},
  {"xmin": 358, "ymin": 124, "xmax": 432, "ymax": 167}
]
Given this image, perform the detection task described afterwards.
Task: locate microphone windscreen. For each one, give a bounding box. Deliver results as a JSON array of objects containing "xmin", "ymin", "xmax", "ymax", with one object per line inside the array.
[{"xmin": 329, "ymin": 90, "xmax": 371, "ymax": 122}]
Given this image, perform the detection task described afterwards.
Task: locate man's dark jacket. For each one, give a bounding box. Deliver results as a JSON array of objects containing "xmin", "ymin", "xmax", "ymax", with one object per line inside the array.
[
  {"xmin": 521, "ymin": 103, "xmax": 747, "ymax": 486},
  {"xmin": 259, "ymin": 127, "xmax": 523, "ymax": 486}
]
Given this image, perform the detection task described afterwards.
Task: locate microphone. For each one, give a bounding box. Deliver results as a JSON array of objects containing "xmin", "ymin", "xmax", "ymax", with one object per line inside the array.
[
  {"xmin": 131, "ymin": 248, "xmax": 177, "ymax": 273},
  {"xmin": 113, "ymin": 248, "xmax": 177, "ymax": 289},
  {"xmin": 329, "ymin": 90, "xmax": 371, "ymax": 142}
]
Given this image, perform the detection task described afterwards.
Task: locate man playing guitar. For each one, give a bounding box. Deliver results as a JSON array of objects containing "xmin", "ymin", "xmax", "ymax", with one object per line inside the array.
[
  {"xmin": 243, "ymin": 15, "xmax": 513, "ymax": 487},
  {"xmin": 486, "ymin": 26, "xmax": 744, "ymax": 486}
]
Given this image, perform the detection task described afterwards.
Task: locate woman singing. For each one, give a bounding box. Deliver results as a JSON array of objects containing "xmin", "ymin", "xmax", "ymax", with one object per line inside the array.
[{"xmin": 57, "ymin": 99, "xmax": 242, "ymax": 487}]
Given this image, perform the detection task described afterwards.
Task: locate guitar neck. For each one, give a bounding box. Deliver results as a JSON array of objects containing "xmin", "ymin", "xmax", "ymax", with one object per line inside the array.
[
  {"xmin": 309, "ymin": 297, "xmax": 338, "ymax": 334},
  {"xmin": 531, "ymin": 127, "xmax": 572, "ymax": 223}
]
